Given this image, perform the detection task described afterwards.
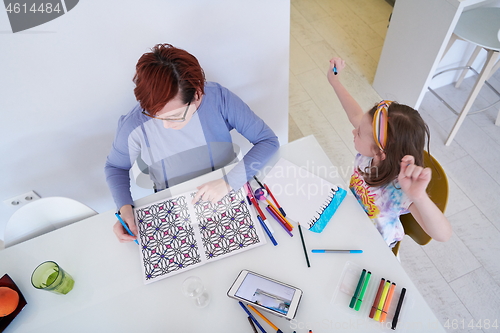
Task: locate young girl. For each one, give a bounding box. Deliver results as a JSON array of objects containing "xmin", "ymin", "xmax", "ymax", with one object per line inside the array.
[{"xmin": 327, "ymin": 58, "xmax": 452, "ymax": 247}]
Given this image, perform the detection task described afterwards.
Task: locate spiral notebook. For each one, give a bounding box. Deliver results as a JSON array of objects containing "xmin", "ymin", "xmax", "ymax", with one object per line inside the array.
[{"xmin": 262, "ymin": 158, "xmax": 347, "ymax": 233}]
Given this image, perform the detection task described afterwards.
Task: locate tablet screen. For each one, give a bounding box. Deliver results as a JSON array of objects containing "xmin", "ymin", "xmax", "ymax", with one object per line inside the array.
[{"xmin": 234, "ymin": 272, "xmax": 296, "ymax": 315}]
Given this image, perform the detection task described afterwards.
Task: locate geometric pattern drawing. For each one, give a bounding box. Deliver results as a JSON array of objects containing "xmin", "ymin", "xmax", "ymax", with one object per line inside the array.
[
  {"xmin": 193, "ymin": 189, "xmax": 260, "ymax": 260},
  {"xmin": 134, "ymin": 187, "xmax": 265, "ymax": 284},
  {"xmin": 135, "ymin": 195, "xmax": 201, "ymax": 281}
]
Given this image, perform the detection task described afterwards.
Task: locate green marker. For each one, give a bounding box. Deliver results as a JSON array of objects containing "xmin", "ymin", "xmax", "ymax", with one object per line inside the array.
[
  {"xmin": 354, "ymin": 271, "xmax": 371, "ymax": 310},
  {"xmin": 349, "ymin": 269, "xmax": 366, "ymax": 308}
]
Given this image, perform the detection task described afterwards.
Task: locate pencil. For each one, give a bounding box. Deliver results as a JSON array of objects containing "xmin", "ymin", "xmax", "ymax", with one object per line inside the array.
[
  {"xmin": 248, "ymin": 305, "xmax": 283, "ymax": 333},
  {"xmin": 247, "ymin": 316, "xmax": 258, "ymax": 333},
  {"xmin": 239, "ymin": 302, "xmax": 267, "ymax": 333},
  {"xmin": 297, "ymin": 222, "xmax": 311, "ymax": 267}
]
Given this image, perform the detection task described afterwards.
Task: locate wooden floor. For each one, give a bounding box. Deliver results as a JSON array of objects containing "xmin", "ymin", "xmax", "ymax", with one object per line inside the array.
[{"xmin": 289, "ymin": 0, "xmax": 500, "ymax": 332}]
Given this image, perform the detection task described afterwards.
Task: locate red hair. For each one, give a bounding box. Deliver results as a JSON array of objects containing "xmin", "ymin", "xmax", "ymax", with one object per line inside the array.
[{"xmin": 133, "ymin": 43, "xmax": 205, "ymax": 115}]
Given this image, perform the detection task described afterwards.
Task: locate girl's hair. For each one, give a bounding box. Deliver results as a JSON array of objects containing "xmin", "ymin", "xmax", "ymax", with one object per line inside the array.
[
  {"xmin": 133, "ymin": 43, "xmax": 205, "ymax": 115},
  {"xmin": 360, "ymin": 102, "xmax": 430, "ymax": 187}
]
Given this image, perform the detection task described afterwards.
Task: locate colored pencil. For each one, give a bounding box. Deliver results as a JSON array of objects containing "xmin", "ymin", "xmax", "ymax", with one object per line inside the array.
[
  {"xmin": 248, "ymin": 304, "xmax": 283, "ymax": 333},
  {"xmin": 239, "ymin": 302, "xmax": 267, "ymax": 333},
  {"xmin": 297, "ymin": 222, "xmax": 311, "ymax": 267},
  {"xmin": 248, "ymin": 316, "xmax": 258, "ymax": 333},
  {"xmin": 266, "ymin": 206, "xmax": 293, "ymax": 237},
  {"xmin": 267, "ymin": 203, "xmax": 293, "ymax": 231}
]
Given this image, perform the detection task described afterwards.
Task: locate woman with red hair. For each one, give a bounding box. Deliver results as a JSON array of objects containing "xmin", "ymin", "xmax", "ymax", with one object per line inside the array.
[{"xmin": 105, "ymin": 44, "xmax": 279, "ymax": 243}]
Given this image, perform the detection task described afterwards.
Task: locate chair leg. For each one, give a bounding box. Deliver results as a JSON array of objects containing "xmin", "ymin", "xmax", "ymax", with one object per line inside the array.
[
  {"xmin": 441, "ymin": 33, "xmax": 459, "ymax": 61},
  {"xmin": 446, "ymin": 50, "xmax": 500, "ymax": 146},
  {"xmin": 455, "ymin": 45, "xmax": 482, "ymax": 88}
]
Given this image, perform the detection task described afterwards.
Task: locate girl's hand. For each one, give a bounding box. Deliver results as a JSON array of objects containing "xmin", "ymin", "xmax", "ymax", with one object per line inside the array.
[
  {"xmin": 327, "ymin": 57, "xmax": 346, "ymax": 85},
  {"xmin": 398, "ymin": 155, "xmax": 432, "ymax": 202},
  {"xmin": 192, "ymin": 178, "xmax": 232, "ymax": 204}
]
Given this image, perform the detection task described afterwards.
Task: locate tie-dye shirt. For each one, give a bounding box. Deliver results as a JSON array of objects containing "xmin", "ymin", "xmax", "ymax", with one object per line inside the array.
[{"xmin": 349, "ymin": 154, "xmax": 412, "ymax": 247}]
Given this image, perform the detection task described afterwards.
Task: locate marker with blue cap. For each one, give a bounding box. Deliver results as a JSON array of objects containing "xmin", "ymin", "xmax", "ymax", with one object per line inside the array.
[
  {"xmin": 115, "ymin": 213, "xmax": 139, "ymax": 245},
  {"xmin": 312, "ymin": 249, "xmax": 363, "ymax": 253}
]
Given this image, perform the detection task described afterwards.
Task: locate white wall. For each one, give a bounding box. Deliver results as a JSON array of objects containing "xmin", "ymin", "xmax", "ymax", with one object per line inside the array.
[{"xmin": 0, "ymin": 0, "xmax": 290, "ymax": 239}]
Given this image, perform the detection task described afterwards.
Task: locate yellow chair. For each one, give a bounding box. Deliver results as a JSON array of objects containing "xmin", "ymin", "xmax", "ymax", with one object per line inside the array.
[{"xmin": 392, "ymin": 151, "xmax": 449, "ymax": 256}]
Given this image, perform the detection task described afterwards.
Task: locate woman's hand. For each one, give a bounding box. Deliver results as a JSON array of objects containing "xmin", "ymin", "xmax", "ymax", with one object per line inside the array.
[
  {"xmin": 398, "ymin": 155, "xmax": 432, "ymax": 202},
  {"xmin": 327, "ymin": 57, "xmax": 346, "ymax": 86},
  {"xmin": 113, "ymin": 204, "xmax": 138, "ymax": 243},
  {"xmin": 192, "ymin": 178, "xmax": 232, "ymax": 204}
]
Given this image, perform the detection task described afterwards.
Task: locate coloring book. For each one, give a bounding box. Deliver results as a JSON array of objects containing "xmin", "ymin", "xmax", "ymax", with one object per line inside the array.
[
  {"xmin": 134, "ymin": 188, "xmax": 266, "ymax": 284},
  {"xmin": 262, "ymin": 158, "xmax": 347, "ymax": 233}
]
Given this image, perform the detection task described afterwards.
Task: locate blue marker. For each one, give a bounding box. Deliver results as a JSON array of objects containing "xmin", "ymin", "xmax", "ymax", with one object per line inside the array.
[
  {"xmin": 257, "ymin": 215, "xmax": 278, "ymax": 246},
  {"xmin": 333, "ymin": 66, "xmax": 338, "ymax": 75},
  {"xmin": 115, "ymin": 213, "xmax": 139, "ymax": 245},
  {"xmin": 312, "ymin": 249, "xmax": 363, "ymax": 253}
]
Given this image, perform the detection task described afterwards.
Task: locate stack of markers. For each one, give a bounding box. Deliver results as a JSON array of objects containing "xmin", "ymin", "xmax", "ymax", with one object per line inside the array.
[{"xmin": 349, "ymin": 268, "xmax": 407, "ymax": 330}]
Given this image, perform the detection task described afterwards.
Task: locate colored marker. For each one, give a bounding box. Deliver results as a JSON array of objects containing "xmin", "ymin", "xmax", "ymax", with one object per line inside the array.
[
  {"xmin": 246, "ymin": 183, "xmax": 275, "ymax": 234},
  {"xmin": 380, "ymin": 282, "xmax": 396, "ymax": 322},
  {"xmin": 355, "ymin": 271, "xmax": 371, "ymax": 311},
  {"xmin": 391, "ymin": 288, "xmax": 406, "ymax": 330},
  {"xmin": 239, "ymin": 302, "xmax": 267, "ymax": 333},
  {"xmin": 374, "ymin": 280, "xmax": 391, "ymax": 321},
  {"xmin": 369, "ymin": 278, "xmax": 386, "ymax": 318},
  {"xmin": 257, "ymin": 214, "xmax": 278, "ymax": 246},
  {"xmin": 312, "ymin": 249, "xmax": 363, "ymax": 253},
  {"xmin": 248, "ymin": 304, "xmax": 284, "ymax": 333},
  {"xmin": 254, "ymin": 175, "xmax": 287, "ymax": 217},
  {"xmin": 254, "ymin": 188, "xmax": 293, "ymax": 231},
  {"xmin": 115, "ymin": 213, "xmax": 139, "ymax": 245},
  {"xmin": 267, "ymin": 203, "xmax": 293, "ymax": 231},
  {"xmin": 297, "ymin": 222, "xmax": 311, "ymax": 267},
  {"xmin": 349, "ymin": 269, "xmax": 366, "ymax": 308},
  {"xmin": 266, "ymin": 206, "xmax": 293, "ymax": 237},
  {"xmin": 333, "ymin": 66, "xmax": 338, "ymax": 75}
]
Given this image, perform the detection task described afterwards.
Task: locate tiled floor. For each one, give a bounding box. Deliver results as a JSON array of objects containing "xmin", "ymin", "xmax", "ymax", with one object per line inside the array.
[{"xmin": 289, "ymin": 0, "xmax": 500, "ymax": 332}]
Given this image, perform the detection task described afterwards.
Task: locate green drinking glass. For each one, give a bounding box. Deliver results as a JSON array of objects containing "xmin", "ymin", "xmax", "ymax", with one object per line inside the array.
[{"xmin": 31, "ymin": 261, "xmax": 74, "ymax": 295}]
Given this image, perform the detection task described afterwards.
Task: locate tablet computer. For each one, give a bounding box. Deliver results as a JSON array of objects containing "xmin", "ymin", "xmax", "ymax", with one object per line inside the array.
[{"xmin": 227, "ymin": 269, "xmax": 303, "ymax": 320}]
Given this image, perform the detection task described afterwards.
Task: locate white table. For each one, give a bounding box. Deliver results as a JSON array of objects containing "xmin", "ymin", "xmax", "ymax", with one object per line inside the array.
[{"xmin": 0, "ymin": 135, "xmax": 445, "ymax": 333}]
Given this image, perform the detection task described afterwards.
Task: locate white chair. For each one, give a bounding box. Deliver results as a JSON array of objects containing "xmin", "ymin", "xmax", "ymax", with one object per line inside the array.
[
  {"xmin": 433, "ymin": 7, "xmax": 500, "ymax": 146},
  {"xmin": 4, "ymin": 197, "xmax": 97, "ymax": 248}
]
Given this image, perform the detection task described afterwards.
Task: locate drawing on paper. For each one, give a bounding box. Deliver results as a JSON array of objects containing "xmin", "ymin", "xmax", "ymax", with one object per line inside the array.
[
  {"xmin": 134, "ymin": 187, "xmax": 265, "ymax": 284},
  {"xmin": 193, "ymin": 189, "xmax": 260, "ymax": 260},
  {"xmin": 135, "ymin": 195, "xmax": 201, "ymax": 280}
]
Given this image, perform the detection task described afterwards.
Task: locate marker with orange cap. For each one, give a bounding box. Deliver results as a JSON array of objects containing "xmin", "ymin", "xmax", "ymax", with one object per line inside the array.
[{"xmin": 380, "ymin": 282, "xmax": 396, "ymax": 322}]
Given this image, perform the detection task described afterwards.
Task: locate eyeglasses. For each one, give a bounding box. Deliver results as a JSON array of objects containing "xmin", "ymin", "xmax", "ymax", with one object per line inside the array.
[{"xmin": 142, "ymin": 101, "xmax": 192, "ymax": 122}]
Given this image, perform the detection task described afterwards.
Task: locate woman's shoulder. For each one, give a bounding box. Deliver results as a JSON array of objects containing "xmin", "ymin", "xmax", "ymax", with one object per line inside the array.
[{"xmin": 115, "ymin": 103, "xmax": 148, "ymax": 133}]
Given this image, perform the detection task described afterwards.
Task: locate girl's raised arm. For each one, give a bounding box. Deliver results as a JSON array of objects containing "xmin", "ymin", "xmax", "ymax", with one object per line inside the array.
[{"xmin": 327, "ymin": 58, "xmax": 364, "ymax": 128}]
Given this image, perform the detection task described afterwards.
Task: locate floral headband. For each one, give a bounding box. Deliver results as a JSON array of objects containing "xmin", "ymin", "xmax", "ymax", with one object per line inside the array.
[{"xmin": 373, "ymin": 100, "xmax": 392, "ymax": 152}]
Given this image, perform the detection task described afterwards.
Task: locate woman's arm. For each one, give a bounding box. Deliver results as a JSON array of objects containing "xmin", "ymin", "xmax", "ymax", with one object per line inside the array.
[
  {"xmin": 327, "ymin": 58, "xmax": 364, "ymax": 128},
  {"xmin": 399, "ymin": 155, "xmax": 452, "ymax": 242}
]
